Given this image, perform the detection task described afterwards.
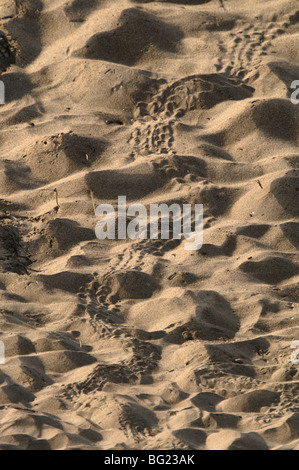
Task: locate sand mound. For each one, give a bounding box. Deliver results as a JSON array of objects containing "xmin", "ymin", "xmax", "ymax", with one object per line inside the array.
[
  {"xmin": 98, "ymin": 270, "xmax": 159, "ymax": 302},
  {"xmin": 216, "ymin": 390, "xmax": 280, "ymax": 413},
  {"xmin": 0, "ymin": 0, "xmax": 298, "ymax": 451},
  {"xmin": 73, "ymin": 8, "xmax": 183, "ymax": 66},
  {"xmin": 206, "ymin": 430, "xmax": 268, "ymax": 450}
]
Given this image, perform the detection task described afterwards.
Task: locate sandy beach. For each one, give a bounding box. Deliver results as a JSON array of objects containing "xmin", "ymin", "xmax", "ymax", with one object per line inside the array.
[{"xmin": 0, "ymin": 0, "xmax": 298, "ymax": 450}]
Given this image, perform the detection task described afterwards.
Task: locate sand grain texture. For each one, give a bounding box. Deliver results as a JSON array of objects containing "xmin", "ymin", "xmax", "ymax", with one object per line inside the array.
[{"xmin": 0, "ymin": 0, "xmax": 298, "ymax": 450}]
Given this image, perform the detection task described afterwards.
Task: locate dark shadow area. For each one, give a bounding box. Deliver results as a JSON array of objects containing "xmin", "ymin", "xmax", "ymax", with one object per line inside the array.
[
  {"xmin": 270, "ymin": 171, "xmax": 299, "ymax": 218},
  {"xmin": 236, "ymin": 224, "xmax": 271, "ymax": 239},
  {"xmin": 239, "ymin": 256, "xmax": 299, "ymax": 284},
  {"xmin": 73, "ymin": 8, "xmax": 184, "ymax": 66},
  {"xmin": 205, "ymin": 337, "xmax": 271, "ymax": 379},
  {"xmin": 0, "ymin": 369, "xmax": 35, "ymax": 406},
  {"xmin": 252, "ymin": 99, "xmax": 298, "ymax": 142},
  {"xmin": 86, "ymin": 168, "xmax": 166, "ymax": 200},
  {"xmin": 200, "ymin": 186, "xmax": 239, "ymax": 217},
  {"xmin": 1, "ymin": 71, "xmax": 36, "ymax": 103},
  {"xmin": 200, "ymin": 234, "xmax": 237, "ymax": 257},
  {"xmin": 280, "ymin": 222, "xmax": 299, "ymax": 249},
  {"xmin": 37, "ymin": 272, "xmax": 93, "ymax": 294},
  {"xmin": 0, "ymin": 223, "xmax": 31, "ymax": 274},
  {"xmin": 4, "ymin": 104, "xmax": 43, "ymax": 125},
  {"xmin": 165, "ymin": 290, "xmax": 240, "ymax": 343},
  {"xmin": 60, "ymin": 132, "xmax": 106, "ymax": 167},
  {"xmin": 2, "ymin": 160, "xmax": 46, "ymax": 190}
]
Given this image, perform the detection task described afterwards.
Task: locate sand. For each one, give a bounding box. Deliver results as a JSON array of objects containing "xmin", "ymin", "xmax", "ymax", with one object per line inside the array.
[{"xmin": 0, "ymin": 0, "xmax": 298, "ymax": 450}]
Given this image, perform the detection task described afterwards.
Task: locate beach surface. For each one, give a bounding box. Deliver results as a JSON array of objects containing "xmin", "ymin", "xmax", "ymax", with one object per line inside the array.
[{"xmin": 0, "ymin": 0, "xmax": 298, "ymax": 450}]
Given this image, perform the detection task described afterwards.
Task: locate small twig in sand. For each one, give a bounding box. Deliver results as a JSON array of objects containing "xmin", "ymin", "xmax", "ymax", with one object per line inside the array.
[
  {"xmin": 90, "ymin": 190, "xmax": 96, "ymax": 215},
  {"xmin": 219, "ymin": 0, "xmax": 226, "ymax": 10},
  {"xmin": 54, "ymin": 188, "xmax": 60, "ymax": 209},
  {"xmin": 257, "ymin": 179, "xmax": 263, "ymax": 189}
]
